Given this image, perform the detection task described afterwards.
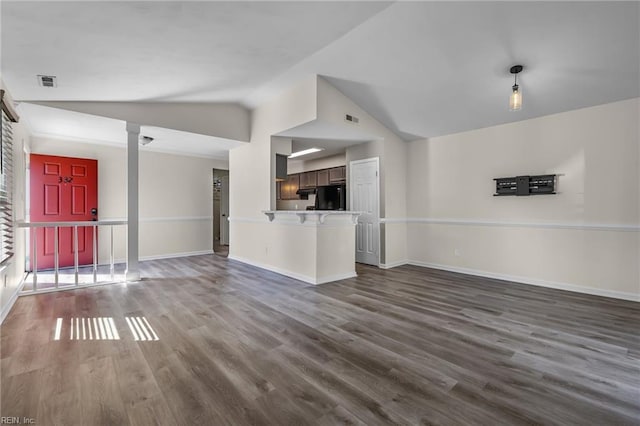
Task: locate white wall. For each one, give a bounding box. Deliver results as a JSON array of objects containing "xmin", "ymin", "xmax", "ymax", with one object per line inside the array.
[
  {"xmin": 231, "ymin": 76, "xmax": 409, "ymax": 271},
  {"xmin": 231, "ymin": 77, "xmax": 638, "ymax": 301},
  {"xmin": 317, "ymin": 77, "xmax": 408, "ymax": 265},
  {"xmin": 406, "ymin": 98, "xmax": 640, "ymax": 300},
  {"xmin": 29, "ymin": 137, "xmax": 227, "ymax": 262},
  {"xmin": 276, "ymin": 196, "xmax": 316, "ymax": 212},
  {"xmin": 33, "ymin": 101, "xmax": 250, "ymax": 142},
  {"xmin": 139, "ymin": 150, "xmax": 226, "ymax": 258},
  {"xmin": 229, "ymin": 215, "xmax": 356, "ymax": 285},
  {"xmin": 229, "ymin": 76, "xmax": 317, "ymax": 268}
]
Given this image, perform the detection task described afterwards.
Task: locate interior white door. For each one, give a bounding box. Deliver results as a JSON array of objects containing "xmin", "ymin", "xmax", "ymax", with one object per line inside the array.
[
  {"xmin": 220, "ymin": 175, "xmax": 230, "ymax": 245},
  {"xmin": 350, "ymin": 157, "xmax": 380, "ymax": 266}
]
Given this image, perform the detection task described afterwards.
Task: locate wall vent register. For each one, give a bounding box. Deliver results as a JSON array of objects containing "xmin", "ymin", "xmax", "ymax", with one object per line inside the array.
[
  {"xmin": 37, "ymin": 75, "xmax": 57, "ymax": 87},
  {"xmin": 494, "ymin": 174, "xmax": 556, "ymax": 196},
  {"xmin": 345, "ymin": 114, "xmax": 359, "ymax": 124}
]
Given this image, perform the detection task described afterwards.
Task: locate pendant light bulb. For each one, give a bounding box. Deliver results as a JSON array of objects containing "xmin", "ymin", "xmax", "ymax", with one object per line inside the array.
[
  {"xmin": 509, "ymin": 65, "xmax": 524, "ymax": 111},
  {"xmin": 510, "ymin": 84, "xmax": 522, "ymax": 111}
]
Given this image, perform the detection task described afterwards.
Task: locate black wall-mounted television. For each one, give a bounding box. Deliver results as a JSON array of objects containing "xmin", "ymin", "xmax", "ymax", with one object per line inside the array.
[{"xmin": 315, "ymin": 184, "xmax": 347, "ymax": 210}]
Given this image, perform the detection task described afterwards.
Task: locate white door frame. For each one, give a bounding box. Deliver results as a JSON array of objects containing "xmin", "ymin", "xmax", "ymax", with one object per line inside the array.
[
  {"xmin": 220, "ymin": 175, "xmax": 230, "ymax": 245},
  {"xmin": 349, "ymin": 157, "xmax": 380, "ymax": 266}
]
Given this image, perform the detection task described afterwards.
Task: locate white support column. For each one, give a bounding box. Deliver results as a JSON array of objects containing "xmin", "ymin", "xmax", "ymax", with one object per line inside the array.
[{"xmin": 125, "ymin": 122, "xmax": 141, "ymax": 282}]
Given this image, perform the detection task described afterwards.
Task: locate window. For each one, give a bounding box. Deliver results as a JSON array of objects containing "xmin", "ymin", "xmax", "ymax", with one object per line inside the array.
[{"xmin": 0, "ymin": 105, "xmax": 15, "ymax": 266}]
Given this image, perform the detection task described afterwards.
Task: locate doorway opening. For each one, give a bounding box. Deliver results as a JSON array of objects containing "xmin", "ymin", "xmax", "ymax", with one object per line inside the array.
[{"xmin": 212, "ymin": 168, "xmax": 229, "ymax": 257}]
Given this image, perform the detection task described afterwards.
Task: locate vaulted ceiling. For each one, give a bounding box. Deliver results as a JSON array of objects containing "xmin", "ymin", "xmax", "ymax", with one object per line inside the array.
[{"xmin": 2, "ymin": 1, "xmax": 638, "ymax": 146}]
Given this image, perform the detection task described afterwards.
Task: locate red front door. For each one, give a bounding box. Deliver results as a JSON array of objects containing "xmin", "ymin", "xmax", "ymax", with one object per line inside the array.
[{"xmin": 30, "ymin": 154, "xmax": 98, "ymax": 269}]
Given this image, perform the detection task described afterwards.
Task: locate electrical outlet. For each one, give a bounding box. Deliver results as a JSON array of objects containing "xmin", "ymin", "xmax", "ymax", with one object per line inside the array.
[{"xmin": 454, "ymin": 249, "xmax": 461, "ymax": 257}]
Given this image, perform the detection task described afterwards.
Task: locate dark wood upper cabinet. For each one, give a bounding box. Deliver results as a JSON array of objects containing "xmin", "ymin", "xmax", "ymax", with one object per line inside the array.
[
  {"xmin": 316, "ymin": 169, "xmax": 329, "ymax": 186},
  {"xmin": 278, "ymin": 166, "xmax": 345, "ymax": 202},
  {"xmin": 329, "ymin": 166, "xmax": 346, "ymax": 183},
  {"xmin": 300, "ymin": 171, "xmax": 317, "ymax": 189},
  {"xmin": 281, "ymin": 174, "xmax": 300, "ymax": 200}
]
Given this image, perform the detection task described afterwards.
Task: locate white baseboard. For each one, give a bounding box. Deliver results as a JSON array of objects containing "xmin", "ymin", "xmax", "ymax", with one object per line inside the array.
[
  {"xmin": 228, "ymin": 255, "xmax": 315, "ymax": 284},
  {"xmin": 0, "ymin": 272, "xmax": 28, "ymax": 324},
  {"xmin": 228, "ymin": 255, "xmax": 356, "ymax": 285},
  {"xmin": 315, "ymin": 272, "xmax": 358, "ymax": 284},
  {"xmin": 379, "ymin": 260, "xmax": 409, "ymax": 269},
  {"xmin": 139, "ymin": 250, "xmax": 214, "ymax": 262},
  {"xmin": 407, "ymin": 260, "xmax": 640, "ymax": 302},
  {"xmin": 105, "ymin": 250, "xmax": 214, "ymax": 265}
]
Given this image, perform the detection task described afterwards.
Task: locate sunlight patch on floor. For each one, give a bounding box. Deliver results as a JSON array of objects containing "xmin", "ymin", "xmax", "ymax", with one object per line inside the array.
[
  {"xmin": 52, "ymin": 316, "xmax": 157, "ymax": 341},
  {"xmin": 126, "ymin": 316, "xmax": 160, "ymax": 341}
]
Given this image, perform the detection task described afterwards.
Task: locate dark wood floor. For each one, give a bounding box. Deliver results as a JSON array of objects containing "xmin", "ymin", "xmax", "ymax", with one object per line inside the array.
[{"xmin": 1, "ymin": 255, "xmax": 639, "ymax": 425}]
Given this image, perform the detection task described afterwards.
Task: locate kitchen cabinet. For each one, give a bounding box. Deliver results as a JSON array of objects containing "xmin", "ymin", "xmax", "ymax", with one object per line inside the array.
[
  {"xmin": 329, "ymin": 166, "xmax": 346, "ymax": 183},
  {"xmin": 300, "ymin": 171, "xmax": 317, "ymax": 189},
  {"xmin": 281, "ymin": 174, "xmax": 300, "ymax": 200},
  {"xmin": 317, "ymin": 169, "xmax": 329, "ymax": 186},
  {"xmin": 277, "ymin": 165, "xmax": 346, "ymax": 201}
]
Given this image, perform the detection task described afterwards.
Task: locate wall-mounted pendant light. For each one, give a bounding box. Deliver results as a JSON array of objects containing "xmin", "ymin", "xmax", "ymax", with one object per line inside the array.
[{"xmin": 509, "ymin": 65, "xmax": 523, "ymax": 111}]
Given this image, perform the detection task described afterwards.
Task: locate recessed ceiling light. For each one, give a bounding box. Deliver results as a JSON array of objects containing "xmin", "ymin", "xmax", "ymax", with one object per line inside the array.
[{"xmin": 288, "ymin": 148, "xmax": 323, "ymax": 159}]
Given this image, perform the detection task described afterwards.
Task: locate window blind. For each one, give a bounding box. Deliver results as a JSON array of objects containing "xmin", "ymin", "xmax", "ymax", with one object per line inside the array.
[{"xmin": 0, "ymin": 110, "xmax": 14, "ymax": 266}]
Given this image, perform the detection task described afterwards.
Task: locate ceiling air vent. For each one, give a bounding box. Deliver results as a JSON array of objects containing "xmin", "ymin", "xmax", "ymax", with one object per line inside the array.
[
  {"xmin": 345, "ymin": 114, "xmax": 359, "ymax": 124},
  {"xmin": 37, "ymin": 75, "xmax": 57, "ymax": 88}
]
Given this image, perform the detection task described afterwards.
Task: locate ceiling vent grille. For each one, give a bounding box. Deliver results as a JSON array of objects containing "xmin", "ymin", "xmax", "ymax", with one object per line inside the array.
[
  {"xmin": 345, "ymin": 114, "xmax": 359, "ymax": 124},
  {"xmin": 37, "ymin": 75, "xmax": 57, "ymax": 88}
]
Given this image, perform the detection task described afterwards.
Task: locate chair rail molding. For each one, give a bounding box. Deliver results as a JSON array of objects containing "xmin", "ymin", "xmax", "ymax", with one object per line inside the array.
[{"xmin": 379, "ymin": 217, "xmax": 640, "ymax": 232}]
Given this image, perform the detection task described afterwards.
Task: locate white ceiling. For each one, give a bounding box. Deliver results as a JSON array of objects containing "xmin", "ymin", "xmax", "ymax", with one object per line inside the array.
[
  {"xmin": 2, "ymin": 1, "xmax": 639, "ymax": 153},
  {"xmin": 249, "ymin": 1, "xmax": 640, "ymax": 139},
  {"xmin": 277, "ymin": 119, "xmax": 377, "ymax": 143},
  {"xmin": 1, "ymin": 1, "xmax": 390, "ymax": 102},
  {"xmin": 19, "ymin": 103, "xmax": 243, "ymax": 159}
]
